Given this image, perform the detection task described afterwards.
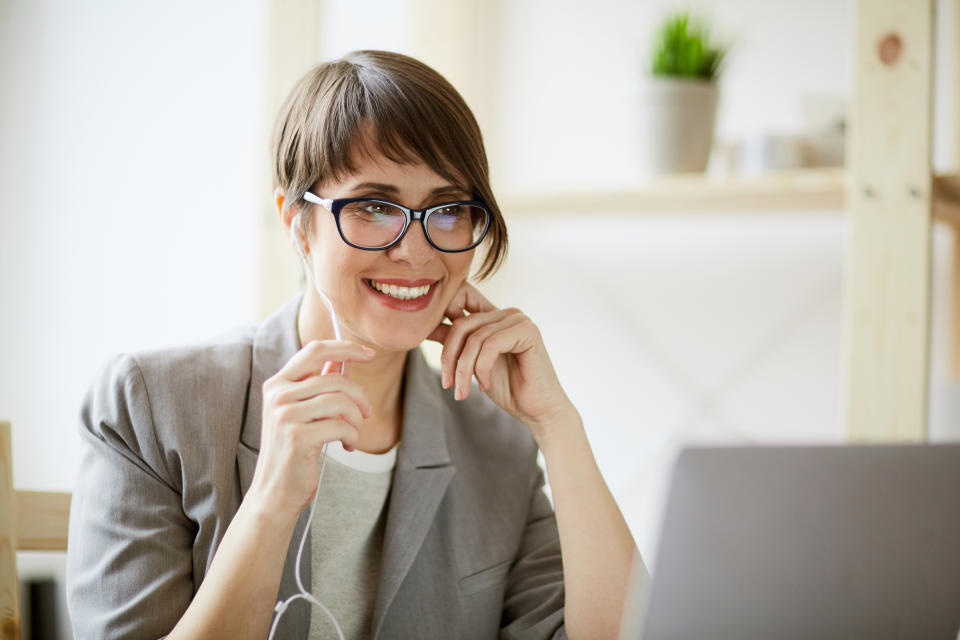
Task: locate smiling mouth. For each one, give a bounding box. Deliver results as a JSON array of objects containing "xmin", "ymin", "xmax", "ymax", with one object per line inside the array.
[{"xmin": 364, "ymin": 279, "xmax": 435, "ymax": 300}]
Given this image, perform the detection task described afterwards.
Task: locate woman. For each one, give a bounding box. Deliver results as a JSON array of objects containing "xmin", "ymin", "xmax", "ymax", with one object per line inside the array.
[{"xmin": 66, "ymin": 50, "xmax": 645, "ymax": 640}]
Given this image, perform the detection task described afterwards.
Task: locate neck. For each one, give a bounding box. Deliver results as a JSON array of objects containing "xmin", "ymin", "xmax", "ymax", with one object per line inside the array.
[{"xmin": 297, "ymin": 290, "xmax": 406, "ymax": 454}]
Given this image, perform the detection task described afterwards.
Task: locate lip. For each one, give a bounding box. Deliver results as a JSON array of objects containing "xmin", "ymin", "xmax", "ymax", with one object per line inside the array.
[{"xmin": 363, "ymin": 278, "xmax": 439, "ymax": 312}]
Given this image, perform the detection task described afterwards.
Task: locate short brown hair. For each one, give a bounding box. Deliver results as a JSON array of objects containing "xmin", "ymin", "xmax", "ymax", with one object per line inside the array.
[{"xmin": 272, "ymin": 50, "xmax": 507, "ymax": 280}]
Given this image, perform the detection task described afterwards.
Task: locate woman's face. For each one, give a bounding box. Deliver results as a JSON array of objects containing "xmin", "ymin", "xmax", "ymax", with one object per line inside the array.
[{"xmin": 298, "ymin": 148, "xmax": 476, "ymax": 353}]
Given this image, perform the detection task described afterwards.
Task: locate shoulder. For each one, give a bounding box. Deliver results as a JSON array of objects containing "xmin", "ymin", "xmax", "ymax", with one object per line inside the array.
[
  {"xmin": 125, "ymin": 325, "xmax": 255, "ymax": 403},
  {"xmin": 82, "ymin": 324, "xmax": 256, "ymax": 488},
  {"xmin": 89, "ymin": 324, "xmax": 255, "ymax": 414}
]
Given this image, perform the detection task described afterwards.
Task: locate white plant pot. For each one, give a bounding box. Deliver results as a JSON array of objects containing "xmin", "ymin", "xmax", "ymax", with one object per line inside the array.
[{"xmin": 638, "ymin": 76, "xmax": 719, "ymax": 174}]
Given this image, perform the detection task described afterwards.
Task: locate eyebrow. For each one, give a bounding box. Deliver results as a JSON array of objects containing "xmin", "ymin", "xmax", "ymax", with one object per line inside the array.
[{"xmin": 347, "ymin": 181, "xmax": 469, "ymax": 197}]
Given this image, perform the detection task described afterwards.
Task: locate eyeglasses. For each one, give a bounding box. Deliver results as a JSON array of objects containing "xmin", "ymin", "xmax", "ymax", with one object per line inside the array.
[{"xmin": 302, "ymin": 192, "xmax": 492, "ymax": 253}]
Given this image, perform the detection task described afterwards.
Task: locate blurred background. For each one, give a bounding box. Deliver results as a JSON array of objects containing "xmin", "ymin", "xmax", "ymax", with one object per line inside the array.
[{"xmin": 1, "ymin": 0, "xmax": 959, "ymax": 636}]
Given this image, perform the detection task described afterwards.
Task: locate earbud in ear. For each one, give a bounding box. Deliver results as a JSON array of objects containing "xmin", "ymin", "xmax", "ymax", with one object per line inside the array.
[{"xmin": 292, "ymin": 213, "xmax": 309, "ymax": 258}]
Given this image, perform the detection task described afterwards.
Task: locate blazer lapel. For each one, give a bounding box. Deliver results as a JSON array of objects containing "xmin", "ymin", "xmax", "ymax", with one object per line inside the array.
[
  {"xmin": 371, "ymin": 350, "xmax": 455, "ymax": 639},
  {"xmin": 236, "ymin": 293, "xmax": 310, "ymax": 639}
]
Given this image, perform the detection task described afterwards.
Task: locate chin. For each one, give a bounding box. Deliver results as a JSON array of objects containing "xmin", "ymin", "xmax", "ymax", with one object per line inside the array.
[
  {"xmin": 341, "ymin": 315, "xmax": 430, "ymax": 352},
  {"xmin": 365, "ymin": 328, "xmax": 430, "ymax": 353}
]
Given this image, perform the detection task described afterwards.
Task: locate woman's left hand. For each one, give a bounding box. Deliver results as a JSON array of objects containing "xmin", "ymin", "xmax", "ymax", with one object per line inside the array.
[{"xmin": 426, "ymin": 282, "xmax": 575, "ymax": 440}]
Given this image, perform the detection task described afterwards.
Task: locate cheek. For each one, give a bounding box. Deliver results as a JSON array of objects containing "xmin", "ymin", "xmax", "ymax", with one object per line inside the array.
[
  {"xmin": 435, "ymin": 255, "xmax": 473, "ymax": 308},
  {"xmin": 308, "ymin": 241, "xmax": 365, "ymax": 293},
  {"xmin": 444, "ymin": 253, "xmax": 474, "ymax": 282}
]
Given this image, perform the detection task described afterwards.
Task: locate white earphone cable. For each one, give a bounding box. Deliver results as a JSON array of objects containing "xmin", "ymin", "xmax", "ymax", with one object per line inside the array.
[{"xmin": 266, "ymin": 210, "xmax": 347, "ymax": 640}]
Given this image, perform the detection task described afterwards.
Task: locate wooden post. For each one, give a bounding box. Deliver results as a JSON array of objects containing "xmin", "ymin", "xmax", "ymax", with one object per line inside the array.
[
  {"xmin": 411, "ymin": 0, "xmax": 501, "ymax": 165},
  {"xmin": 954, "ymin": 0, "xmax": 960, "ymax": 380},
  {"xmin": 954, "ymin": 223, "xmax": 960, "ymax": 378},
  {"xmin": 0, "ymin": 422, "xmax": 21, "ymax": 640},
  {"xmin": 258, "ymin": 0, "xmax": 325, "ymax": 320},
  {"xmin": 844, "ymin": 0, "xmax": 935, "ymax": 441}
]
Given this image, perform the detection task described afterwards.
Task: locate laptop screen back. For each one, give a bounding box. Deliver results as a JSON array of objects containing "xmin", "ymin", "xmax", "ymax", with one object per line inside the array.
[{"xmin": 632, "ymin": 444, "xmax": 960, "ymax": 640}]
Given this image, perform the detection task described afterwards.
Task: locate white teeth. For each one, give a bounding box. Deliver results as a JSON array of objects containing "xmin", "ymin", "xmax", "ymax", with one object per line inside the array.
[{"xmin": 368, "ymin": 280, "xmax": 432, "ymax": 300}]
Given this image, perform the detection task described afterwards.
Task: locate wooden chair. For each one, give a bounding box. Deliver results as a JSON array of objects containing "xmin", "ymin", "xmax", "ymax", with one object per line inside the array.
[{"xmin": 0, "ymin": 421, "xmax": 71, "ymax": 640}]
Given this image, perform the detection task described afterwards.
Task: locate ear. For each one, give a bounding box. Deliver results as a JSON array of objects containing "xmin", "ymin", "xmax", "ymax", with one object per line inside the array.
[{"xmin": 275, "ymin": 188, "xmax": 307, "ymax": 254}]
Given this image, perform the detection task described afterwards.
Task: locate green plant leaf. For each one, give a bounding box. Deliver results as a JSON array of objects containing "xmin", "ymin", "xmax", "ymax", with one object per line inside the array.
[{"xmin": 650, "ymin": 12, "xmax": 726, "ymax": 81}]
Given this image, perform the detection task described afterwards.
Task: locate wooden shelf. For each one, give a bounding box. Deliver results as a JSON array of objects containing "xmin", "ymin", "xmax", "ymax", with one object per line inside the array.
[
  {"xmin": 499, "ymin": 167, "xmax": 960, "ymax": 227},
  {"xmin": 934, "ymin": 174, "xmax": 960, "ymax": 227}
]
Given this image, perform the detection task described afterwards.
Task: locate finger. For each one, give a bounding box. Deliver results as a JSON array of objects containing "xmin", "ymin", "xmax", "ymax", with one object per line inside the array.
[
  {"xmin": 275, "ymin": 375, "xmax": 373, "ymax": 418},
  {"xmin": 282, "ymin": 391, "xmax": 366, "ymax": 431},
  {"xmin": 280, "ymin": 341, "xmax": 373, "ymax": 382},
  {"xmin": 293, "ymin": 419, "xmax": 360, "ymax": 454},
  {"xmin": 473, "ymin": 316, "xmax": 533, "ymax": 391},
  {"xmin": 454, "ymin": 313, "xmax": 527, "ymax": 400},
  {"xmin": 439, "ymin": 308, "xmax": 519, "ymax": 390},
  {"xmin": 440, "ymin": 309, "xmax": 516, "ymax": 388},
  {"xmin": 426, "ymin": 321, "xmax": 452, "ymax": 344},
  {"xmin": 458, "ymin": 283, "xmax": 497, "ymax": 315},
  {"xmin": 443, "ymin": 282, "xmax": 497, "ymax": 322}
]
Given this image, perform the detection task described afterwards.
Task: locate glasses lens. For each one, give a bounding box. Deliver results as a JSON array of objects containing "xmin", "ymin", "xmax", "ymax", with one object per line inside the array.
[
  {"xmin": 426, "ymin": 204, "xmax": 490, "ymax": 251},
  {"xmin": 338, "ymin": 200, "xmax": 406, "ymax": 248}
]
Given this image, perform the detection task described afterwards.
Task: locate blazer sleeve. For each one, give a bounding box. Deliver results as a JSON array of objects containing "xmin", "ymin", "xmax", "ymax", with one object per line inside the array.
[
  {"xmin": 499, "ymin": 465, "xmax": 568, "ymax": 640},
  {"xmin": 66, "ymin": 353, "xmax": 195, "ymax": 639}
]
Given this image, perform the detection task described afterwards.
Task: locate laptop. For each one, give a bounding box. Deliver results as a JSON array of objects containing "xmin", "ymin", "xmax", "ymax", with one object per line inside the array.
[{"xmin": 621, "ymin": 443, "xmax": 960, "ymax": 640}]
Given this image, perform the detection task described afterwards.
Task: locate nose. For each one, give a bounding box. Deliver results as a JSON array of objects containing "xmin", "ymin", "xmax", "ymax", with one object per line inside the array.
[{"xmin": 385, "ymin": 218, "xmax": 435, "ymax": 267}]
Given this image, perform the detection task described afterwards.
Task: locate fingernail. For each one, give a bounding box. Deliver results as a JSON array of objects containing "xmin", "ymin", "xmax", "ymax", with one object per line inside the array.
[
  {"xmin": 362, "ymin": 346, "xmax": 375, "ymax": 357},
  {"xmin": 441, "ymin": 371, "xmax": 450, "ymax": 389},
  {"xmin": 454, "ymin": 385, "xmax": 462, "ymax": 401}
]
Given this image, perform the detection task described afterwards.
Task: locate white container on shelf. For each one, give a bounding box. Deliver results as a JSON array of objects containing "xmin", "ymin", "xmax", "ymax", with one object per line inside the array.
[
  {"xmin": 637, "ymin": 76, "xmax": 719, "ymax": 175},
  {"xmin": 736, "ymin": 133, "xmax": 806, "ymax": 175}
]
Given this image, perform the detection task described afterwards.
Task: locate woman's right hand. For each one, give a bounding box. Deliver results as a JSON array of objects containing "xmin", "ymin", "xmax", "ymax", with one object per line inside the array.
[{"xmin": 247, "ymin": 340, "xmax": 375, "ymax": 520}]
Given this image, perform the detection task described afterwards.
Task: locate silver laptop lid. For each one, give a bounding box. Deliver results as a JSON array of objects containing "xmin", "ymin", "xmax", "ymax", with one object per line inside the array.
[{"xmin": 633, "ymin": 444, "xmax": 960, "ymax": 640}]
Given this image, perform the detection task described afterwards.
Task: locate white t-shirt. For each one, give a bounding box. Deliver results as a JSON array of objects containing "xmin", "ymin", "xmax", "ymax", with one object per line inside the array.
[{"xmin": 308, "ymin": 441, "xmax": 398, "ymax": 640}]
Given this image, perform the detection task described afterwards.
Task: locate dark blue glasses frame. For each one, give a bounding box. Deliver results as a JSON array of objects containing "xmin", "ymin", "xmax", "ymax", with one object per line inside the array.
[{"xmin": 302, "ymin": 191, "xmax": 492, "ymax": 253}]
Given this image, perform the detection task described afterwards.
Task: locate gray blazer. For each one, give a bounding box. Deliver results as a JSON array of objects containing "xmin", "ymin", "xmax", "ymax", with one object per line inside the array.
[{"xmin": 66, "ymin": 295, "xmax": 567, "ymax": 639}]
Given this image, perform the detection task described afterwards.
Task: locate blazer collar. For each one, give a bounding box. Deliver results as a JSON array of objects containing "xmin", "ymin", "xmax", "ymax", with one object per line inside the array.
[
  {"xmin": 372, "ymin": 348, "xmax": 456, "ymax": 638},
  {"xmin": 239, "ymin": 293, "xmax": 304, "ymax": 455}
]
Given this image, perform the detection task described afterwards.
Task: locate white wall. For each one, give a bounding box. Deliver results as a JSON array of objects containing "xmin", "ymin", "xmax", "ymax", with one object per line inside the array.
[
  {"xmin": 1, "ymin": 0, "xmax": 268, "ymax": 493},
  {"xmin": 1, "ymin": 2, "xmax": 269, "ymax": 633}
]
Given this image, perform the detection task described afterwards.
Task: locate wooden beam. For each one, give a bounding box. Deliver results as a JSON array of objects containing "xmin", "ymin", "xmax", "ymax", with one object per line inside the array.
[
  {"xmin": 0, "ymin": 423, "xmax": 21, "ymax": 640},
  {"xmin": 954, "ymin": 225, "xmax": 960, "ymax": 379},
  {"xmin": 843, "ymin": 0, "xmax": 935, "ymax": 441},
  {"xmin": 499, "ymin": 170, "xmax": 960, "ymax": 218},
  {"xmin": 13, "ymin": 492, "xmax": 70, "ymax": 552},
  {"xmin": 500, "ymin": 167, "xmax": 845, "ymax": 215},
  {"xmin": 932, "ymin": 181, "xmax": 960, "ymax": 319},
  {"xmin": 954, "ymin": 0, "xmax": 960, "ymax": 380},
  {"xmin": 258, "ymin": 0, "xmax": 325, "ymax": 320},
  {"xmin": 411, "ymin": 0, "xmax": 500, "ymax": 166}
]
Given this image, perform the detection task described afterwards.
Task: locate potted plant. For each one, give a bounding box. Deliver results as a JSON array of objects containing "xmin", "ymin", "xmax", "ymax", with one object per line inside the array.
[{"xmin": 638, "ymin": 13, "xmax": 727, "ymax": 174}]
